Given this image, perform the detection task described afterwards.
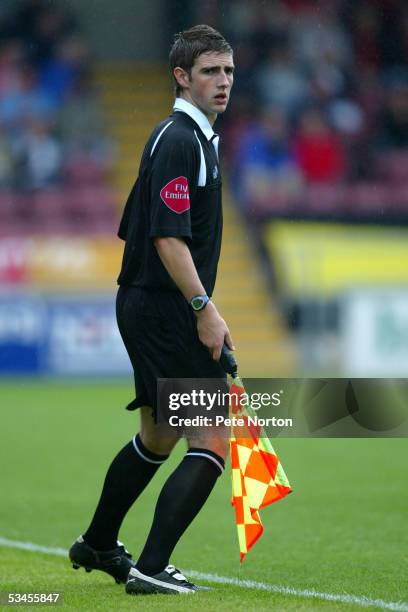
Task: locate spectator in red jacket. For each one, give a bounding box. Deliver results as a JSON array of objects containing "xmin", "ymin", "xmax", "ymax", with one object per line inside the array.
[{"xmin": 293, "ymin": 108, "xmax": 346, "ymax": 183}]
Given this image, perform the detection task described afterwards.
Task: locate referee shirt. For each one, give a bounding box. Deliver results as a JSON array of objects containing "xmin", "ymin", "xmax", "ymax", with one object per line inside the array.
[{"xmin": 117, "ymin": 98, "xmax": 223, "ymax": 296}]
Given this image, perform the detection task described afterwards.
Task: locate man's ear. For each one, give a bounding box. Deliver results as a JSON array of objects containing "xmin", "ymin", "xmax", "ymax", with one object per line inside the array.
[{"xmin": 173, "ymin": 67, "xmax": 190, "ymax": 91}]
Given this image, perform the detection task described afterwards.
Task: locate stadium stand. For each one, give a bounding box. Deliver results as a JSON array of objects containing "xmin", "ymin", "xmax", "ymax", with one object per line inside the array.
[{"xmin": 196, "ymin": 0, "xmax": 408, "ymax": 223}]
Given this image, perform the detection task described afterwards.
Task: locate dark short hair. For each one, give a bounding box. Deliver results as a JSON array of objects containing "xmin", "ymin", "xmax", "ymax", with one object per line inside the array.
[{"xmin": 169, "ymin": 24, "xmax": 233, "ymax": 96}]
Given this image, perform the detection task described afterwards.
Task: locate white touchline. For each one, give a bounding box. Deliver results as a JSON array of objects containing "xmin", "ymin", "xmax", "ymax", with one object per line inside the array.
[{"xmin": 0, "ymin": 537, "xmax": 407, "ymax": 612}]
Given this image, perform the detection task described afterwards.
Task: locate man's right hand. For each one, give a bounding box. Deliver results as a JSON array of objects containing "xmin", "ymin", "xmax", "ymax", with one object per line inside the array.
[{"xmin": 195, "ymin": 301, "xmax": 235, "ymax": 361}]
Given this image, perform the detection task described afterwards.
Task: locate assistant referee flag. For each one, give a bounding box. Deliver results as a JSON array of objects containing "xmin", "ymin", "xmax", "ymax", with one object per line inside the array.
[{"xmin": 229, "ymin": 378, "xmax": 292, "ymax": 562}]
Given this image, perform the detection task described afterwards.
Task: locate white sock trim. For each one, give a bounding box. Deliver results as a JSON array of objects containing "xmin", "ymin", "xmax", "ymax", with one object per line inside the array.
[
  {"xmin": 132, "ymin": 436, "xmax": 167, "ymax": 464},
  {"xmin": 186, "ymin": 452, "xmax": 224, "ymax": 474}
]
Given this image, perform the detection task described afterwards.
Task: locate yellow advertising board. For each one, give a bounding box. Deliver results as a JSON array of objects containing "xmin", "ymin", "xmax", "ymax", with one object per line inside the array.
[{"xmin": 264, "ymin": 222, "xmax": 408, "ymax": 297}]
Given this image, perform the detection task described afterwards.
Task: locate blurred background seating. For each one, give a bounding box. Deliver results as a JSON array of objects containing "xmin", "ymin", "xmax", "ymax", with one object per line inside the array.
[
  {"xmin": 0, "ymin": 0, "xmax": 114, "ymax": 236},
  {"xmin": 214, "ymin": 0, "xmax": 408, "ymax": 225}
]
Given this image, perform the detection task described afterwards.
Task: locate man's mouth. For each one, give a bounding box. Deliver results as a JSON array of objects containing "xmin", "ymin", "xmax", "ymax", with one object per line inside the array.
[{"xmin": 214, "ymin": 93, "xmax": 227, "ymax": 102}]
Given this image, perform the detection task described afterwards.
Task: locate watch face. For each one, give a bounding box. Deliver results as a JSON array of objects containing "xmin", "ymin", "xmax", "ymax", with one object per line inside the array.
[
  {"xmin": 191, "ymin": 296, "xmax": 208, "ymax": 311},
  {"xmin": 191, "ymin": 297, "xmax": 204, "ymax": 310}
]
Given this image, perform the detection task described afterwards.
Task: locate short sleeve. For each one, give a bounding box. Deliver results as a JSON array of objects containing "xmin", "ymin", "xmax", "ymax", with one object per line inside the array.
[{"xmin": 149, "ymin": 130, "xmax": 198, "ymax": 240}]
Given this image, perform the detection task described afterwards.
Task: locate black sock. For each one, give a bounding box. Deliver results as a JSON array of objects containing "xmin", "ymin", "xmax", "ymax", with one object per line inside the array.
[
  {"xmin": 135, "ymin": 448, "xmax": 225, "ymax": 576},
  {"xmin": 83, "ymin": 434, "xmax": 168, "ymax": 551}
]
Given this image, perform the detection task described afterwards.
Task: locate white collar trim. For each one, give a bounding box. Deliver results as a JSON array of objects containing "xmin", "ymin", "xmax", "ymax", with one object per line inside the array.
[{"xmin": 173, "ymin": 97, "xmax": 215, "ymax": 141}]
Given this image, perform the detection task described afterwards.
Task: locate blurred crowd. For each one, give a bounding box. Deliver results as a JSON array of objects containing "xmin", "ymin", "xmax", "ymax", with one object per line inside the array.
[
  {"xmin": 199, "ymin": 0, "xmax": 408, "ymax": 220},
  {"xmin": 2, "ymin": 0, "xmax": 408, "ymax": 231},
  {"xmin": 0, "ymin": 0, "xmax": 114, "ymax": 234}
]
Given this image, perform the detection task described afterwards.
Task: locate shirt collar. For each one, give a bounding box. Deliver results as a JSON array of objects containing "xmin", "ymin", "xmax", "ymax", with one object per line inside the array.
[{"xmin": 173, "ymin": 97, "xmax": 216, "ymax": 141}]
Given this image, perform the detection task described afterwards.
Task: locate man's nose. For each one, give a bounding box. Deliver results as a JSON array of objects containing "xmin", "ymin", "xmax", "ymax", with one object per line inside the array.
[{"xmin": 217, "ymin": 70, "xmax": 230, "ymax": 87}]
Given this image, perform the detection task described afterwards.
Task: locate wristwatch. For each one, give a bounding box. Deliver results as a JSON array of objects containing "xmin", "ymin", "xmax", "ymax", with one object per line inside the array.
[{"xmin": 190, "ymin": 295, "xmax": 210, "ymax": 312}]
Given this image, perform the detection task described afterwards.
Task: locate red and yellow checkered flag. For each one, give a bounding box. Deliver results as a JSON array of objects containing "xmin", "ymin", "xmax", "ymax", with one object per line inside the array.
[{"xmin": 229, "ymin": 378, "xmax": 292, "ymax": 562}]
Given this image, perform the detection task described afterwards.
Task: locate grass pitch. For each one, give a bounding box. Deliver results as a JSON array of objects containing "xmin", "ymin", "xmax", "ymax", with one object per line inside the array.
[{"xmin": 0, "ymin": 380, "xmax": 407, "ymax": 611}]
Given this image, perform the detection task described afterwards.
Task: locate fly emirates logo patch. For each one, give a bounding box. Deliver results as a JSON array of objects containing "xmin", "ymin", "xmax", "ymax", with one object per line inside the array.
[{"xmin": 160, "ymin": 176, "xmax": 190, "ymax": 214}]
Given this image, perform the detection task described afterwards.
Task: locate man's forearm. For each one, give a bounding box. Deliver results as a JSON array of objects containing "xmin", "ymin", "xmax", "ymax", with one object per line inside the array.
[{"xmin": 154, "ymin": 236, "xmax": 207, "ymax": 300}]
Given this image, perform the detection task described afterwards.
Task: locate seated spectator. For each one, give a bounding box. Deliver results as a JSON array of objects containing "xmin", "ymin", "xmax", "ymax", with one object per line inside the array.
[
  {"xmin": 233, "ymin": 108, "xmax": 303, "ymax": 213},
  {"xmin": 39, "ymin": 35, "xmax": 89, "ymax": 104},
  {"xmin": 12, "ymin": 118, "xmax": 62, "ymax": 190},
  {"xmin": 293, "ymin": 108, "xmax": 346, "ymax": 183},
  {"xmin": 310, "ymin": 48, "xmax": 351, "ymax": 103},
  {"xmin": 256, "ymin": 46, "xmax": 309, "ymax": 115},
  {"xmin": 291, "ymin": 4, "xmax": 351, "ymax": 72},
  {"xmin": 0, "ymin": 63, "xmax": 57, "ymax": 137}
]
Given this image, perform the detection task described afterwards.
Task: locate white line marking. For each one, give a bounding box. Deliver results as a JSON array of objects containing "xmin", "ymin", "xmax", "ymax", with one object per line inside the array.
[
  {"xmin": 0, "ymin": 537, "xmax": 67, "ymax": 557},
  {"xmin": 0, "ymin": 537, "xmax": 407, "ymax": 611},
  {"xmin": 186, "ymin": 570, "xmax": 408, "ymax": 611}
]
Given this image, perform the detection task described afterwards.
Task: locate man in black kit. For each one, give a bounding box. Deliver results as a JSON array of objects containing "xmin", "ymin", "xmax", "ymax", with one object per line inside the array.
[{"xmin": 69, "ymin": 24, "xmax": 235, "ymax": 595}]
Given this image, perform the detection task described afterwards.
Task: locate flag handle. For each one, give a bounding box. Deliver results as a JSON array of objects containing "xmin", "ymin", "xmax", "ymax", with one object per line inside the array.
[{"xmin": 220, "ymin": 343, "xmax": 238, "ymax": 378}]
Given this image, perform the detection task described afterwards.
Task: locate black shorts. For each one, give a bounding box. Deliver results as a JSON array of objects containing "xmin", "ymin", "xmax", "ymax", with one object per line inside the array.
[{"xmin": 116, "ymin": 286, "xmax": 226, "ymax": 415}]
